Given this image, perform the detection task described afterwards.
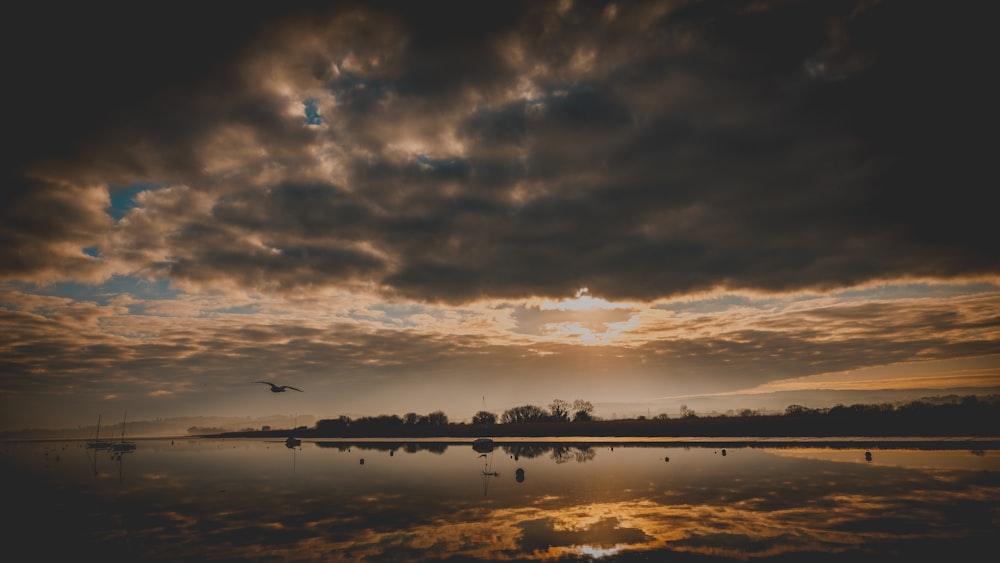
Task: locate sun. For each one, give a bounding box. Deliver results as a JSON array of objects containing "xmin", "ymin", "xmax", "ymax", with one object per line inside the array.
[{"xmin": 531, "ymin": 288, "xmax": 644, "ymax": 345}]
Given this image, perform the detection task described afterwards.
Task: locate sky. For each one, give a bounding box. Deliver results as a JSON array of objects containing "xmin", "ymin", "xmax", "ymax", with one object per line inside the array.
[{"xmin": 2, "ymin": 0, "xmax": 998, "ymax": 431}]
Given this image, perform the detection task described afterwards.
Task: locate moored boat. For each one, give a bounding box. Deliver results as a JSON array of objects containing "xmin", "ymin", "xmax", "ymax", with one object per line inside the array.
[
  {"xmin": 86, "ymin": 415, "xmax": 115, "ymax": 450},
  {"xmin": 109, "ymin": 411, "xmax": 137, "ymax": 453}
]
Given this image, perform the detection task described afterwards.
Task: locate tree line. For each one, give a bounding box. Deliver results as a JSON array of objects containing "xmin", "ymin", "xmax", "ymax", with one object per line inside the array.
[
  {"xmin": 207, "ymin": 395, "xmax": 999, "ymax": 438},
  {"xmin": 493, "ymin": 399, "xmax": 595, "ymax": 423},
  {"xmin": 312, "ymin": 398, "xmax": 596, "ymax": 434}
]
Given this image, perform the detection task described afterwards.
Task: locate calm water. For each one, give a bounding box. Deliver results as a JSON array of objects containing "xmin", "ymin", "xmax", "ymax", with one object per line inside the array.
[{"xmin": 2, "ymin": 437, "xmax": 997, "ymax": 562}]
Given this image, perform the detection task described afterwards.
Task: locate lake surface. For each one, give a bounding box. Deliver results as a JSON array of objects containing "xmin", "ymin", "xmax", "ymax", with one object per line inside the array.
[{"xmin": 2, "ymin": 437, "xmax": 997, "ymax": 562}]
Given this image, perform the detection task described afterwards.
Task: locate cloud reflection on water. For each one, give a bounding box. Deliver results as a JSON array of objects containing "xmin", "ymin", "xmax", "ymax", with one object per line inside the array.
[{"xmin": 2, "ymin": 439, "xmax": 997, "ymax": 561}]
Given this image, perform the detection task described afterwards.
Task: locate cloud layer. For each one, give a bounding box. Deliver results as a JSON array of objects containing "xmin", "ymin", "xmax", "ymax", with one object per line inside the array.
[
  {"xmin": 5, "ymin": 0, "xmax": 996, "ymax": 301},
  {"xmin": 2, "ymin": 1, "xmax": 997, "ymax": 429}
]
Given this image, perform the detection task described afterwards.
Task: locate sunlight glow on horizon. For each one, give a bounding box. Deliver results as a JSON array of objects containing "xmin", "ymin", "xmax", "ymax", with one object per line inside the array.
[
  {"xmin": 653, "ymin": 356, "xmax": 1000, "ymax": 405},
  {"xmin": 538, "ymin": 288, "xmax": 637, "ymax": 312}
]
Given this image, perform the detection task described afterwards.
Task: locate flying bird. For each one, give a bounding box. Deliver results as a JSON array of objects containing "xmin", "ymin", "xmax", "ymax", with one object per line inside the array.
[{"xmin": 255, "ymin": 381, "xmax": 303, "ymax": 393}]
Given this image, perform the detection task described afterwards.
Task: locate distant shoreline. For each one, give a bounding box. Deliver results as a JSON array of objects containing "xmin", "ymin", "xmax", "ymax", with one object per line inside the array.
[
  {"xmin": 185, "ymin": 436, "xmax": 1000, "ymax": 452},
  {"xmin": 198, "ymin": 412, "xmax": 1000, "ymax": 446},
  {"xmin": 310, "ymin": 436, "xmax": 1000, "ymax": 449},
  {"xmin": 5, "ymin": 435, "xmax": 999, "ymax": 450},
  {"xmin": 6, "ymin": 397, "xmax": 996, "ymax": 442}
]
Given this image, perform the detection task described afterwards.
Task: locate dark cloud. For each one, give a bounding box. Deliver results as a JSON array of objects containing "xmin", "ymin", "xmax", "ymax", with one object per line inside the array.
[
  {"xmin": 2, "ymin": 0, "xmax": 996, "ymax": 302},
  {"xmin": 212, "ymin": 183, "xmax": 374, "ymax": 237},
  {"xmin": 3, "ymin": 2, "xmax": 301, "ymax": 171},
  {"xmin": 0, "ymin": 176, "xmax": 110, "ymax": 282}
]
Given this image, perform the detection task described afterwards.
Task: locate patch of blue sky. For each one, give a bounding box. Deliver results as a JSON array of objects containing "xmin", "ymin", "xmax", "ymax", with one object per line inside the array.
[
  {"xmin": 124, "ymin": 303, "xmax": 146, "ymax": 316},
  {"xmin": 107, "ymin": 184, "xmax": 162, "ymax": 221},
  {"xmin": 203, "ymin": 304, "xmax": 258, "ymax": 316},
  {"xmin": 104, "ymin": 276, "xmax": 180, "ymax": 300},
  {"xmin": 82, "ymin": 246, "xmax": 100, "ymax": 258},
  {"xmin": 354, "ymin": 302, "xmax": 439, "ymax": 327},
  {"xmin": 14, "ymin": 276, "xmax": 181, "ymax": 307},
  {"xmin": 303, "ymin": 98, "xmax": 322, "ymax": 125}
]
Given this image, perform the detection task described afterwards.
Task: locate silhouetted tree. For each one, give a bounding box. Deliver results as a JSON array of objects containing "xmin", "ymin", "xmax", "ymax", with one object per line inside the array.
[
  {"xmin": 549, "ymin": 399, "xmax": 571, "ymax": 422},
  {"xmin": 572, "ymin": 399, "xmax": 595, "ymax": 421},
  {"xmin": 353, "ymin": 414, "xmax": 403, "ymax": 432},
  {"xmin": 828, "ymin": 404, "xmax": 848, "ymax": 416},
  {"xmin": 784, "ymin": 404, "xmax": 813, "ymax": 416},
  {"xmin": 472, "ymin": 410, "xmax": 497, "ymax": 425},
  {"xmin": 502, "ymin": 404, "xmax": 547, "ymax": 423},
  {"xmin": 961, "ymin": 395, "xmax": 981, "ymax": 409},
  {"xmin": 315, "ymin": 416, "xmax": 351, "ymax": 434},
  {"xmin": 426, "ymin": 410, "xmax": 449, "ymax": 426}
]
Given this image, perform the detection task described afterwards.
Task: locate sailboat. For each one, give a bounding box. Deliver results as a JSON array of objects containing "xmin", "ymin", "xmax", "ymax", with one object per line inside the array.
[
  {"xmin": 285, "ymin": 413, "xmax": 302, "ymax": 448},
  {"xmin": 108, "ymin": 411, "xmax": 137, "ymax": 453},
  {"xmin": 86, "ymin": 414, "xmax": 115, "ymax": 450}
]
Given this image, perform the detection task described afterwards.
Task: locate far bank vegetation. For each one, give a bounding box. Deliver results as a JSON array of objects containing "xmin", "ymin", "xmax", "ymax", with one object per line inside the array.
[{"xmin": 208, "ymin": 395, "xmax": 1000, "ymax": 439}]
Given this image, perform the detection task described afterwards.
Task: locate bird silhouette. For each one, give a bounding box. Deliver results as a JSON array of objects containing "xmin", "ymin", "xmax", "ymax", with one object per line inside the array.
[{"xmin": 255, "ymin": 381, "xmax": 303, "ymax": 393}]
